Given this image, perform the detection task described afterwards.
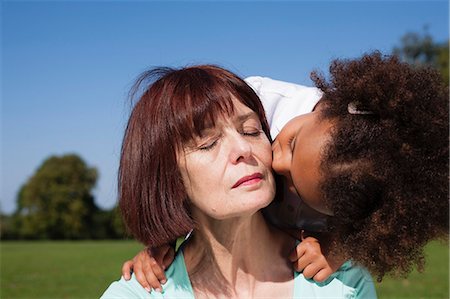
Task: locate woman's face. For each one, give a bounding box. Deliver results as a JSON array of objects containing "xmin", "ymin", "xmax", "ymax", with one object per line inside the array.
[
  {"xmin": 178, "ymin": 99, "xmax": 276, "ymax": 220},
  {"xmin": 272, "ymin": 111, "xmax": 334, "ymax": 215}
]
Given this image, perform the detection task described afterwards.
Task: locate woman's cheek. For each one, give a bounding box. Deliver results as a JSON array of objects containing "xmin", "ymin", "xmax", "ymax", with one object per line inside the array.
[{"xmin": 258, "ymin": 139, "xmax": 274, "ymax": 166}]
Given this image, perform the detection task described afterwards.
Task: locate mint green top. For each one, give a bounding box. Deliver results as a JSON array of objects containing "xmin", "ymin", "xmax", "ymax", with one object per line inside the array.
[{"xmin": 100, "ymin": 251, "xmax": 377, "ymax": 299}]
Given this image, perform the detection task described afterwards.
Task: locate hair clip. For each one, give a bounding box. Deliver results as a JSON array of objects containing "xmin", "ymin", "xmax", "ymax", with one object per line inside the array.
[{"xmin": 347, "ymin": 102, "xmax": 375, "ymax": 115}]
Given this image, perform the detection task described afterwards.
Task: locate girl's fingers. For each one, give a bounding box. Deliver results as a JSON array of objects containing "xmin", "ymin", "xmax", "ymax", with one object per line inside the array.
[
  {"xmin": 302, "ymin": 262, "xmax": 323, "ymax": 280},
  {"xmin": 293, "ymin": 254, "xmax": 311, "ymax": 272},
  {"xmin": 134, "ymin": 265, "xmax": 155, "ymax": 293},
  {"xmin": 147, "ymin": 257, "xmax": 167, "ymax": 286},
  {"xmin": 313, "ymin": 267, "xmax": 333, "ymax": 283},
  {"xmin": 121, "ymin": 260, "xmax": 134, "ymax": 280},
  {"xmin": 288, "ymin": 243, "xmax": 306, "ymax": 262}
]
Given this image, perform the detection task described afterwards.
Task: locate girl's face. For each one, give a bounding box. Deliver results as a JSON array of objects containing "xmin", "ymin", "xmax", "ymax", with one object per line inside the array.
[
  {"xmin": 177, "ymin": 99, "xmax": 276, "ymax": 220},
  {"xmin": 272, "ymin": 111, "xmax": 334, "ymax": 215}
]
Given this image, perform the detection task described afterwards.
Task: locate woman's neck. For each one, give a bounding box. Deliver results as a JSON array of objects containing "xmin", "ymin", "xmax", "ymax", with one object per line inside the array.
[{"xmin": 183, "ymin": 210, "xmax": 296, "ymax": 298}]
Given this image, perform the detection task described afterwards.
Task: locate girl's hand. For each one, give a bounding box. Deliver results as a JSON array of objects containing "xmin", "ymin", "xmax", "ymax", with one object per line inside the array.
[
  {"xmin": 289, "ymin": 236, "xmax": 342, "ymax": 283},
  {"xmin": 121, "ymin": 245, "xmax": 175, "ymax": 293}
]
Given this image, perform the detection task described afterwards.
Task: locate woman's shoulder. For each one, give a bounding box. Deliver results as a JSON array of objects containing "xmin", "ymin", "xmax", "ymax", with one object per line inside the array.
[
  {"xmin": 100, "ymin": 275, "xmax": 153, "ymax": 299},
  {"xmin": 294, "ymin": 261, "xmax": 377, "ymax": 299},
  {"xmin": 100, "ymin": 251, "xmax": 194, "ymax": 299}
]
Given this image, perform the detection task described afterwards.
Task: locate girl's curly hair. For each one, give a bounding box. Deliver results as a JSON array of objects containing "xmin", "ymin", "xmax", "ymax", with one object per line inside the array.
[{"xmin": 314, "ymin": 51, "xmax": 448, "ymax": 280}]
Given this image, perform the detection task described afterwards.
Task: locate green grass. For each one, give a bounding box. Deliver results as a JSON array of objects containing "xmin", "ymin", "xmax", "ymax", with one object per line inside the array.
[
  {"xmin": 1, "ymin": 240, "xmax": 143, "ymax": 299},
  {"xmin": 375, "ymin": 240, "xmax": 449, "ymax": 299},
  {"xmin": 1, "ymin": 240, "xmax": 448, "ymax": 298}
]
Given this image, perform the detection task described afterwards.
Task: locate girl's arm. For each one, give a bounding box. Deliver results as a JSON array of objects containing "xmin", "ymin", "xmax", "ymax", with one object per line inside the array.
[{"xmin": 122, "ymin": 233, "xmax": 343, "ymax": 290}]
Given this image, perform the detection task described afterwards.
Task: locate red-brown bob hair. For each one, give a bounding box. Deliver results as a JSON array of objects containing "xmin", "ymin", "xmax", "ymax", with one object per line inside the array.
[{"xmin": 119, "ymin": 65, "xmax": 271, "ymax": 247}]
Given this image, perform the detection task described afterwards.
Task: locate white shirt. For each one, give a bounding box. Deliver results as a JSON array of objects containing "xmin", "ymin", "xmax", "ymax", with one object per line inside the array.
[{"xmin": 245, "ymin": 76, "xmax": 323, "ymax": 139}]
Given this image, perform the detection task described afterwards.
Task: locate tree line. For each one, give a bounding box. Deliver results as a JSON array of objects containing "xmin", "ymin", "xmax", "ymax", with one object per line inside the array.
[
  {"xmin": 1, "ymin": 30, "xmax": 448, "ymax": 240},
  {"xmin": 1, "ymin": 154, "xmax": 126, "ymax": 239}
]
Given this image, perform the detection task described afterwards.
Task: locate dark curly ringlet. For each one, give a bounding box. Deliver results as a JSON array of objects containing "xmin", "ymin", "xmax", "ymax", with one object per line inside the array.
[
  {"xmin": 118, "ymin": 65, "xmax": 271, "ymax": 247},
  {"xmin": 313, "ymin": 51, "xmax": 449, "ymax": 280}
]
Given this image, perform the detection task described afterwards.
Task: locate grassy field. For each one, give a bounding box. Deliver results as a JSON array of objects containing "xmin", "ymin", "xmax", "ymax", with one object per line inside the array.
[{"xmin": 1, "ymin": 240, "xmax": 448, "ymax": 298}]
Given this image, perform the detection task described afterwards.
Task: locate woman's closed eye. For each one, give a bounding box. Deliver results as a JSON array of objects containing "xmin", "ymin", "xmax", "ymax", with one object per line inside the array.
[
  {"xmin": 242, "ymin": 128, "xmax": 263, "ymax": 137},
  {"xmin": 196, "ymin": 132, "xmax": 222, "ymax": 151},
  {"xmin": 240, "ymin": 117, "xmax": 263, "ymax": 137},
  {"xmin": 199, "ymin": 139, "xmax": 218, "ymax": 151}
]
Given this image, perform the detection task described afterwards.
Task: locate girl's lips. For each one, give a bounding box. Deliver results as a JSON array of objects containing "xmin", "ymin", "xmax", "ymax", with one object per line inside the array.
[{"xmin": 232, "ymin": 173, "xmax": 263, "ymax": 188}]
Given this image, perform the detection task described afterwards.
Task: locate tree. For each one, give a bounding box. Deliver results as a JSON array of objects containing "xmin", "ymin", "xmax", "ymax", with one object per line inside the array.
[
  {"xmin": 90, "ymin": 206, "xmax": 127, "ymax": 239},
  {"xmin": 436, "ymin": 41, "xmax": 449, "ymax": 84},
  {"xmin": 14, "ymin": 154, "xmax": 99, "ymax": 239},
  {"xmin": 393, "ymin": 28, "xmax": 449, "ymax": 85}
]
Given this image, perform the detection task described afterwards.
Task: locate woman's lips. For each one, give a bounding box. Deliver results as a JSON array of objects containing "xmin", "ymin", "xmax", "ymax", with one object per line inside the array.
[{"xmin": 232, "ymin": 173, "xmax": 263, "ymax": 188}]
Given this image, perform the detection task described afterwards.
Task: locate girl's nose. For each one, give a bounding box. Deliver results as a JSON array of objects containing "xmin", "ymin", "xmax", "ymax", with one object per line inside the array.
[{"xmin": 271, "ymin": 140, "xmax": 291, "ymax": 179}]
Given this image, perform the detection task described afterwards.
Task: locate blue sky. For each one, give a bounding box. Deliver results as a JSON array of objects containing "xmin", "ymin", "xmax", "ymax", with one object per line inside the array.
[{"xmin": 2, "ymin": 0, "xmax": 448, "ymax": 214}]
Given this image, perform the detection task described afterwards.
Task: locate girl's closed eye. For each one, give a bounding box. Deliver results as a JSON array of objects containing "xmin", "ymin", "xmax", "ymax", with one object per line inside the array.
[{"xmin": 289, "ymin": 136, "xmax": 297, "ymax": 152}]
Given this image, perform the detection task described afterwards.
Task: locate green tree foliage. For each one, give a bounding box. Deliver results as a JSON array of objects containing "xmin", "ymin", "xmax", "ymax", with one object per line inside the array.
[
  {"xmin": 0, "ymin": 213, "xmax": 16, "ymax": 239},
  {"xmin": 90, "ymin": 207, "xmax": 127, "ymax": 239},
  {"xmin": 393, "ymin": 29, "xmax": 449, "ymax": 85},
  {"xmin": 1, "ymin": 153, "xmax": 127, "ymax": 240},
  {"xmin": 13, "ymin": 154, "xmax": 100, "ymax": 239},
  {"xmin": 436, "ymin": 41, "xmax": 449, "ymax": 84}
]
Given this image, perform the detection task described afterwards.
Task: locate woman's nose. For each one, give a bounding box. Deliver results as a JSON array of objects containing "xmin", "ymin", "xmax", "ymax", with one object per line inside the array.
[
  {"xmin": 229, "ymin": 134, "xmax": 252, "ymax": 164},
  {"xmin": 271, "ymin": 140, "xmax": 291, "ymax": 178}
]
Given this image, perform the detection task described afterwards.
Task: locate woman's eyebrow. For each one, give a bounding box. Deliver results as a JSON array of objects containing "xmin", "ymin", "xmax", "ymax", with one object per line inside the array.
[
  {"xmin": 198, "ymin": 127, "xmax": 218, "ymax": 138},
  {"xmin": 235, "ymin": 111, "xmax": 259, "ymax": 123}
]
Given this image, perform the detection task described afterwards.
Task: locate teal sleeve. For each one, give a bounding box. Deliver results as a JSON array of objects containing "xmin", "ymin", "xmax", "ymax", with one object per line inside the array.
[
  {"xmin": 100, "ymin": 275, "xmax": 157, "ymax": 299},
  {"xmin": 353, "ymin": 269, "xmax": 377, "ymax": 299},
  {"xmin": 100, "ymin": 251, "xmax": 194, "ymax": 299},
  {"xmin": 340, "ymin": 262, "xmax": 377, "ymax": 299}
]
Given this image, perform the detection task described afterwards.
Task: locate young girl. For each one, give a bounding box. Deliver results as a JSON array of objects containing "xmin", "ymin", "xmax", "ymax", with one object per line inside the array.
[{"xmin": 120, "ymin": 52, "xmax": 448, "ymax": 292}]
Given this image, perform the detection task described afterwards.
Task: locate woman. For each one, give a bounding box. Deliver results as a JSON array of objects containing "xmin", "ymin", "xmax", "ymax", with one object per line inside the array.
[
  {"xmin": 122, "ymin": 52, "xmax": 449, "ymax": 289},
  {"xmin": 101, "ymin": 64, "xmax": 376, "ymax": 298}
]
